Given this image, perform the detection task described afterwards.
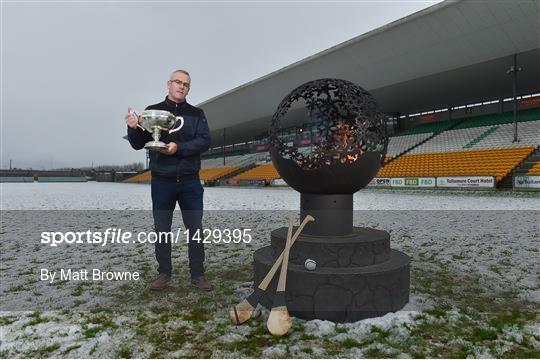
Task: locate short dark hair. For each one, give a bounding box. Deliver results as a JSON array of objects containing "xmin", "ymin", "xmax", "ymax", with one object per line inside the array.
[{"xmin": 170, "ymin": 69, "xmax": 190, "ymax": 79}]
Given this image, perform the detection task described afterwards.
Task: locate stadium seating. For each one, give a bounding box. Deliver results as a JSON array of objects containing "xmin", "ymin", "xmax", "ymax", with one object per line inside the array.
[
  {"xmin": 386, "ymin": 133, "xmax": 433, "ymax": 158},
  {"xmin": 527, "ymin": 163, "xmax": 540, "ymax": 175},
  {"xmin": 396, "ymin": 108, "xmax": 540, "ymax": 136},
  {"xmin": 202, "ymin": 155, "xmax": 244, "ymax": 168},
  {"xmin": 385, "ymin": 110, "xmax": 539, "ymax": 159},
  {"xmin": 125, "ymin": 110, "xmax": 539, "ymax": 186},
  {"xmin": 377, "ymin": 147, "xmax": 535, "ymax": 182},
  {"xmin": 124, "ymin": 152, "xmax": 271, "ymax": 183},
  {"xmin": 452, "ymin": 108, "xmax": 540, "ymax": 130},
  {"xmin": 408, "ymin": 119, "xmax": 539, "ymax": 154},
  {"xmin": 125, "ymin": 166, "xmax": 242, "ymax": 182},
  {"xmin": 396, "ymin": 118, "xmax": 462, "ymax": 136},
  {"xmin": 409, "ymin": 126, "xmax": 494, "ymax": 154},
  {"xmin": 201, "ymin": 148, "xmax": 249, "ymax": 161},
  {"xmin": 472, "ymin": 121, "xmax": 540, "ymax": 150},
  {"xmin": 202, "ymin": 152, "xmax": 268, "ymax": 168},
  {"xmin": 199, "ymin": 166, "xmax": 240, "ymax": 181},
  {"xmin": 232, "ymin": 163, "xmax": 280, "ymax": 182},
  {"xmin": 124, "ymin": 171, "xmax": 151, "ymax": 183}
]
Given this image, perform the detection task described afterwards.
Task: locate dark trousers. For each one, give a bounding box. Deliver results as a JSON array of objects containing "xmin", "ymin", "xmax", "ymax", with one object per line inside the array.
[{"xmin": 151, "ymin": 177, "xmax": 205, "ymax": 278}]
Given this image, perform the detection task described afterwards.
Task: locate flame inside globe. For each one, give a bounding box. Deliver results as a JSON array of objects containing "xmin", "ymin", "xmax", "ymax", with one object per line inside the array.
[{"xmin": 269, "ymin": 78, "xmax": 388, "ymax": 194}]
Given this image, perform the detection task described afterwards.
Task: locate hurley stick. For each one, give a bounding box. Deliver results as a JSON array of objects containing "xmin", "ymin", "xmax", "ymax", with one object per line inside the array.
[
  {"xmin": 229, "ymin": 214, "xmax": 315, "ymax": 325},
  {"xmin": 266, "ymin": 213, "xmax": 295, "ymax": 336}
]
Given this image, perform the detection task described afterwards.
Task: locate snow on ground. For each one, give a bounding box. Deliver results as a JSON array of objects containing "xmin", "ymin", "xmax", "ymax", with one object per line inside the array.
[
  {"xmin": 2, "ymin": 182, "xmax": 539, "ymax": 210},
  {"xmin": 0, "ymin": 183, "xmax": 538, "ymax": 358}
]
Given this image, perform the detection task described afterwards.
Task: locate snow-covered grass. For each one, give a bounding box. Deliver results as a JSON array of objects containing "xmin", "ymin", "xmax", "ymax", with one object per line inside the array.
[
  {"xmin": 0, "ymin": 183, "xmax": 538, "ymax": 358},
  {"xmin": 2, "ymin": 182, "xmax": 539, "ymax": 211}
]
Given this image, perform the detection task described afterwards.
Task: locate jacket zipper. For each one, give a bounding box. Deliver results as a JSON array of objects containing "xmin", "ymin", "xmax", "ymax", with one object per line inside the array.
[{"xmin": 175, "ymin": 103, "xmax": 181, "ymax": 182}]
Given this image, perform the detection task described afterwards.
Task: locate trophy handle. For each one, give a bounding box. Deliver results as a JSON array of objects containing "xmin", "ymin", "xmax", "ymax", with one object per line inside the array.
[
  {"xmin": 137, "ymin": 124, "xmax": 147, "ymax": 132},
  {"xmin": 168, "ymin": 116, "xmax": 184, "ymax": 134},
  {"xmin": 130, "ymin": 109, "xmax": 148, "ymax": 132}
]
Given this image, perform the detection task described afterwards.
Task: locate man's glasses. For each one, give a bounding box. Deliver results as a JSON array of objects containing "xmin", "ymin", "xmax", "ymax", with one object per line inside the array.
[{"xmin": 169, "ymin": 79, "xmax": 191, "ymax": 88}]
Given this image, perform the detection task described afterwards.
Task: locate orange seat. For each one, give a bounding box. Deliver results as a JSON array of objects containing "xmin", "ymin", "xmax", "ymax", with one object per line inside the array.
[{"xmin": 377, "ymin": 147, "xmax": 535, "ymax": 185}]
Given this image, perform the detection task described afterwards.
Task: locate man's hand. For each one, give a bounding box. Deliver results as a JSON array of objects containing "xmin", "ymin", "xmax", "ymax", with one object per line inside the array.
[
  {"xmin": 125, "ymin": 107, "xmax": 140, "ymax": 129},
  {"xmin": 160, "ymin": 142, "xmax": 178, "ymax": 155}
]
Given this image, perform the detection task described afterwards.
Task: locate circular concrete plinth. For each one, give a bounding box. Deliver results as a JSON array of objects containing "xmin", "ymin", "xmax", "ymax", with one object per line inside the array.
[
  {"xmin": 253, "ymin": 246, "xmax": 410, "ymax": 323},
  {"xmin": 270, "ymin": 226, "xmax": 391, "ymax": 267}
]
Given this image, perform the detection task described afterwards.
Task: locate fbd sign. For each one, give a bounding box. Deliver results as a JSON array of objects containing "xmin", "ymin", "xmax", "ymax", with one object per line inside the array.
[
  {"xmin": 404, "ymin": 178, "xmax": 419, "ymax": 186},
  {"xmin": 390, "ymin": 177, "xmax": 435, "ymax": 188}
]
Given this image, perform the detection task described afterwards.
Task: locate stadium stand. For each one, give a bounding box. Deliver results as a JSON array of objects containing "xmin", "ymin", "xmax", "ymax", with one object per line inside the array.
[
  {"xmin": 377, "ymin": 147, "xmax": 535, "ymax": 183},
  {"xmin": 124, "ymin": 152, "xmax": 265, "ymax": 183},
  {"xmin": 408, "ymin": 121, "xmax": 539, "ymax": 155},
  {"xmin": 404, "ymin": 109, "xmax": 539, "ymax": 153},
  {"xmin": 472, "ymin": 121, "xmax": 540, "ymax": 150},
  {"xmin": 527, "ymin": 163, "xmax": 540, "ymax": 174},
  {"xmin": 510, "ymin": 148, "xmax": 540, "ymax": 176},
  {"xmin": 409, "ymin": 126, "xmax": 494, "ymax": 154},
  {"xmin": 451, "ymin": 108, "xmax": 540, "ymax": 130},
  {"xmin": 125, "ymin": 108, "xmax": 539, "ymax": 187},
  {"xmin": 200, "ymin": 166, "xmax": 241, "ymax": 181},
  {"xmin": 0, "ymin": 170, "xmax": 35, "ymax": 183},
  {"xmin": 386, "ymin": 133, "xmax": 433, "ymax": 158},
  {"xmin": 232, "ymin": 163, "xmax": 280, "ymax": 182},
  {"xmin": 124, "ymin": 170, "xmax": 151, "ymax": 183},
  {"xmin": 201, "ymin": 148, "xmax": 249, "ymax": 161},
  {"xmin": 392, "ymin": 109, "xmax": 540, "ymax": 154},
  {"xmin": 202, "ymin": 152, "xmax": 267, "ymax": 168},
  {"xmin": 124, "ymin": 166, "xmax": 243, "ymax": 182},
  {"xmin": 202, "ymin": 155, "xmax": 244, "ymax": 168},
  {"xmin": 380, "ymin": 108, "xmax": 540, "ymax": 185},
  {"xmin": 396, "ymin": 118, "xmax": 462, "ymax": 136}
]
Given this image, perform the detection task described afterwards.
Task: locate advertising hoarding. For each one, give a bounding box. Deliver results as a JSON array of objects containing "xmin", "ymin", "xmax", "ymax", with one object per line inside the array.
[
  {"xmin": 436, "ymin": 176, "xmax": 495, "ymax": 188},
  {"xmin": 513, "ymin": 175, "xmax": 540, "ymax": 190},
  {"xmin": 390, "ymin": 177, "xmax": 436, "ymax": 188}
]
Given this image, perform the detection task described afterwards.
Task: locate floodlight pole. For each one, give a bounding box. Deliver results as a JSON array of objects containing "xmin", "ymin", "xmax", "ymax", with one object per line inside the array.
[{"xmin": 507, "ymin": 54, "xmax": 522, "ymax": 143}]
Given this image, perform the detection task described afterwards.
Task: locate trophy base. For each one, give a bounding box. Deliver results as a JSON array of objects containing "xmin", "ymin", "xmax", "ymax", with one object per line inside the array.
[{"xmin": 144, "ymin": 141, "xmax": 166, "ymax": 151}]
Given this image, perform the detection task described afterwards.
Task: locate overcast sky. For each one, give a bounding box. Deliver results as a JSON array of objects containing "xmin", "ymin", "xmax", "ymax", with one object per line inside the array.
[{"xmin": 1, "ymin": 1, "xmax": 439, "ymax": 169}]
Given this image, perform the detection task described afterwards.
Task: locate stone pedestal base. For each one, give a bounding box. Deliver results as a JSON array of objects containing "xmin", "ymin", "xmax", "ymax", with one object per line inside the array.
[{"xmin": 252, "ymin": 226, "xmax": 410, "ymax": 323}]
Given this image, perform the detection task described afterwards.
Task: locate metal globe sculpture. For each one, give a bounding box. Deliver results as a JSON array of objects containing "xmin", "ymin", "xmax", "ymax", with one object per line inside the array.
[
  {"xmin": 269, "ymin": 78, "xmax": 388, "ymax": 194},
  {"xmin": 251, "ymin": 79, "xmax": 410, "ymax": 323}
]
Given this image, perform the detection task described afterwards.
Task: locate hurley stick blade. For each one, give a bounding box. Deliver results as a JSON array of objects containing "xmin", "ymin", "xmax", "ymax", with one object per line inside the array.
[
  {"xmin": 267, "ymin": 213, "xmax": 295, "ymax": 336},
  {"xmin": 229, "ymin": 214, "xmax": 315, "ymax": 325},
  {"xmin": 266, "ymin": 306, "xmax": 292, "ymax": 337},
  {"xmin": 228, "ymin": 299, "xmax": 254, "ymax": 326}
]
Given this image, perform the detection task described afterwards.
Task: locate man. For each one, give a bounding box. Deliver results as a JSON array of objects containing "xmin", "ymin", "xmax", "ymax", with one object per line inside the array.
[{"xmin": 125, "ymin": 69, "xmax": 212, "ymax": 291}]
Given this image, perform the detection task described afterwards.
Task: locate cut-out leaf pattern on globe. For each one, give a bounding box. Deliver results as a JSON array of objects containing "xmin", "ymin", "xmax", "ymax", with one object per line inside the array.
[{"xmin": 269, "ymin": 79, "xmax": 388, "ymax": 170}]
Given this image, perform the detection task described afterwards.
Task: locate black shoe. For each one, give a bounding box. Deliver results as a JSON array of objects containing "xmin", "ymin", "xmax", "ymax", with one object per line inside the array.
[
  {"xmin": 149, "ymin": 273, "xmax": 171, "ymax": 291},
  {"xmin": 191, "ymin": 276, "xmax": 213, "ymax": 291}
]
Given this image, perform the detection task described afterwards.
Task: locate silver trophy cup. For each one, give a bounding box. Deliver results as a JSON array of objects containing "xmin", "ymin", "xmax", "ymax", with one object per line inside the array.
[{"xmin": 134, "ymin": 110, "xmax": 184, "ymax": 151}]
